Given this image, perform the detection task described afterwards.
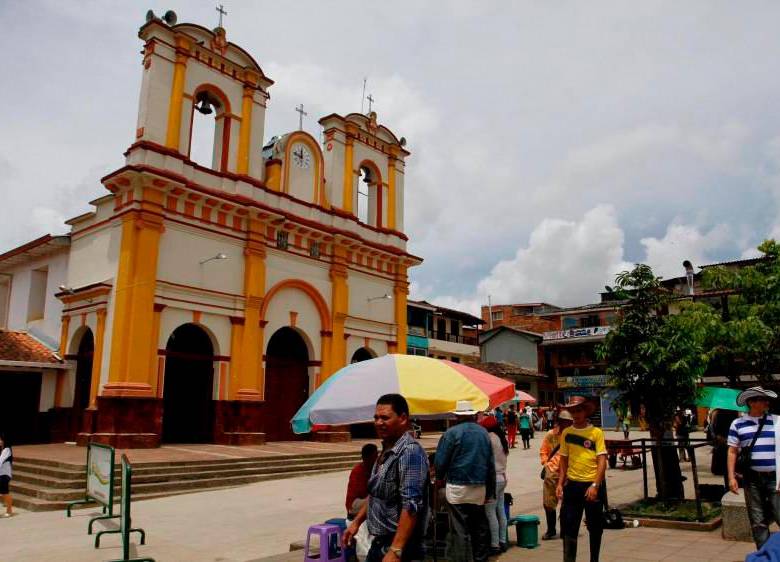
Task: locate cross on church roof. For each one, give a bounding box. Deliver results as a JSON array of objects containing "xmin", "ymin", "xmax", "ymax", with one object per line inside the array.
[
  {"xmin": 216, "ymin": 4, "xmax": 227, "ymax": 28},
  {"xmin": 295, "ymin": 103, "xmax": 308, "ymax": 131},
  {"xmin": 366, "ymin": 94, "xmax": 375, "ymax": 113}
]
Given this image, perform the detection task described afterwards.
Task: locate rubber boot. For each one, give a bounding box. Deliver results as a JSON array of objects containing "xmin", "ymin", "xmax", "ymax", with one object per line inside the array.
[
  {"xmin": 563, "ymin": 536, "xmax": 578, "ymax": 562},
  {"xmin": 542, "ymin": 508, "xmax": 557, "ymax": 539},
  {"xmin": 589, "ymin": 531, "xmax": 602, "ymax": 562}
]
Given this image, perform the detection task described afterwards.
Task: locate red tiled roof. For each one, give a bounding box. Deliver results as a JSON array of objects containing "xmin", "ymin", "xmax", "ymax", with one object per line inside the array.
[
  {"xmin": 466, "ymin": 361, "xmax": 543, "ymax": 378},
  {"xmin": 0, "ymin": 331, "xmax": 61, "ymax": 364}
]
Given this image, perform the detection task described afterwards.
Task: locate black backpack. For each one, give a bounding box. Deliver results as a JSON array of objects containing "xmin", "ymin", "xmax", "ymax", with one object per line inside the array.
[{"xmin": 603, "ymin": 508, "xmax": 624, "ymax": 529}]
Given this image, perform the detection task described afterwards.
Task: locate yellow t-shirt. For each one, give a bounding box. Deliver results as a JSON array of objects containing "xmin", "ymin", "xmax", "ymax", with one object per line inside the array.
[{"xmin": 559, "ymin": 425, "xmax": 607, "ymax": 482}]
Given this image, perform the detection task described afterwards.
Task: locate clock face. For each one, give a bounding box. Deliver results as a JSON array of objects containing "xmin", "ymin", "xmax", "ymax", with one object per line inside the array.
[{"xmin": 292, "ymin": 144, "xmax": 312, "ymax": 169}]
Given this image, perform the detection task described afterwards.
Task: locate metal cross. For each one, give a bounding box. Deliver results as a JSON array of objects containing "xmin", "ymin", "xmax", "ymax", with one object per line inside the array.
[
  {"xmin": 216, "ymin": 4, "xmax": 227, "ymax": 27},
  {"xmin": 295, "ymin": 103, "xmax": 308, "ymax": 130},
  {"xmin": 366, "ymin": 93, "xmax": 375, "ymax": 113}
]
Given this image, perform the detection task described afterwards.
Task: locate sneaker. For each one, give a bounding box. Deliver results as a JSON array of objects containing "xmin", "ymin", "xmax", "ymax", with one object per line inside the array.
[
  {"xmin": 489, "ymin": 547, "xmax": 502, "ymax": 557},
  {"xmin": 499, "ymin": 542, "xmax": 508, "ymax": 552},
  {"xmin": 0, "ymin": 513, "xmax": 11, "ymax": 518}
]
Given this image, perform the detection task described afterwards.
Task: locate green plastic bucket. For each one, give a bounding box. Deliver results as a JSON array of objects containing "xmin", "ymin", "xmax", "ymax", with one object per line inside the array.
[{"xmin": 513, "ymin": 514, "xmax": 540, "ymax": 548}]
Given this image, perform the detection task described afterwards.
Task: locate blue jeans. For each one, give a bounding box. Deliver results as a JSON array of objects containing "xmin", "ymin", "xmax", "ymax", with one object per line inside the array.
[
  {"xmin": 744, "ymin": 471, "xmax": 780, "ymax": 548},
  {"xmin": 484, "ymin": 479, "xmax": 507, "ymax": 547}
]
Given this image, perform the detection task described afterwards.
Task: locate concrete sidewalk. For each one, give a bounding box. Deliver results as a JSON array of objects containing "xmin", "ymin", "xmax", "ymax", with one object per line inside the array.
[{"xmin": 0, "ymin": 430, "xmax": 758, "ymax": 562}]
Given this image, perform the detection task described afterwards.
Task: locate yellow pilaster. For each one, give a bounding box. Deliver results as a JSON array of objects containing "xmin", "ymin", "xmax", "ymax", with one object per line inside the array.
[
  {"xmin": 54, "ymin": 315, "xmax": 71, "ymax": 407},
  {"xmin": 265, "ymin": 160, "xmax": 282, "ymax": 191},
  {"xmin": 342, "ymin": 127, "xmax": 356, "ymax": 213},
  {"xmin": 394, "ymin": 265, "xmax": 409, "ymax": 354},
  {"xmin": 88, "ymin": 308, "xmax": 107, "ymax": 408},
  {"xmin": 387, "ymin": 151, "xmax": 398, "ymax": 230},
  {"xmin": 319, "ymin": 330, "xmax": 332, "ymax": 387},
  {"xmin": 228, "ymin": 317, "xmax": 244, "ymax": 400},
  {"xmin": 146, "ymin": 304, "xmax": 164, "ymax": 397},
  {"xmin": 104, "ymin": 187, "xmax": 165, "ymax": 397},
  {"xmin": 236, "ymin": 81, "xmax": 255, "ymax": 175},
  {"xmin": 328, "ymin": 245, "xmax": 349, "ymax": 376},
  {"xmin": 164, "ymin": 36, "xmax": 190, "ymax": 151},
  {"xmin": 237, "ymin": 218, "xmax": 266, "ymax": 401}
]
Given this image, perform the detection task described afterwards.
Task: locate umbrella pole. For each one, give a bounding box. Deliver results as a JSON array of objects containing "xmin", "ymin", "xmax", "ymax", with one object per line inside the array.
[{"xmin": 432, "ymin": 481, "xmax": 438, "ymax": 562}]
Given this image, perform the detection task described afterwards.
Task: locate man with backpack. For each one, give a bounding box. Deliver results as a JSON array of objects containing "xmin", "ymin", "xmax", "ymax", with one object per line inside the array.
[
  {"xmin": 539, "ymin": 410, "xmax": 573, "ymax": 540},
  {"xmin": 727, "ymin": 386, "xmax": 779, "ymax": 549}
]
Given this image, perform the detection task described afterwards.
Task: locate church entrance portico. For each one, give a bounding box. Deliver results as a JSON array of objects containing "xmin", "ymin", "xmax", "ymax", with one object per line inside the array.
[
  {"xmin": 162, "ymin": 323, "xmax": 216, "ymax": 444},
  {"xmin": 264, "ymin": 327, "xmax": 310, "ymax": 441}
]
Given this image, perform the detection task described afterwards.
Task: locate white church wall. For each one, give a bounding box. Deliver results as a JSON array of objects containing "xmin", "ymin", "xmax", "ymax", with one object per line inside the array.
[
  {"xmin": 322, "ymin": 134, "xmax": 346, "ymax": 209},
  {"xmin": 346, "ymin": 336, "xmax": 388, "ymax": 362},
  {"xmin": 157, "ymin": 223, "xmax": 245, "ymax": 296},
  {"xmin": 136, "ymin": 40, "xmax": 176, "ymax": 146},
  {"xmin": 39, "ymin": 369, "xmax": 57, "ymax": 412},
  {"xmin": 348, "ymin": 271, "xmax": 395, "ymax": 324},
  {"xmin": 68, "ymin": 224, "xmax": 118, "ymax": 290},
  {"xmin": 264, "ymin": 252, "xmax": 332, "ymax": 308}
]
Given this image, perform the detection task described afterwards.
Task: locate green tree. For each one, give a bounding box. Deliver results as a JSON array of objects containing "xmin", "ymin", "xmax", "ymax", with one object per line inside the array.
[
  {"xmin": 701, "ymin": 240, "xmax": 780, "ymax": 386},
  {"xmin": 598, "ymin": 264, "xmax": 716, "ymax": 499}
]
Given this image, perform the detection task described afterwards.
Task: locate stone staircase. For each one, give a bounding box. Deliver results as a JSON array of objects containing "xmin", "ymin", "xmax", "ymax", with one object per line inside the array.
[{"xmin": 10, "ymin": 450, "xmax": 365, "ymax": 512}]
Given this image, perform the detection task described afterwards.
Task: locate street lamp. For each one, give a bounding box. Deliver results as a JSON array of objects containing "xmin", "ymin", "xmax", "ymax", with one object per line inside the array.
[{"xmin": 200, "ymin": 253, "xmax": 228, "ymax": 265}]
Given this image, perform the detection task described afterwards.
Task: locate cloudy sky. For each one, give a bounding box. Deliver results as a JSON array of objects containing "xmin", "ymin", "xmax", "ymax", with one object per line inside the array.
[{"xmin": 2, "ymin": 1, "xmax": 780, "ymax": 311}]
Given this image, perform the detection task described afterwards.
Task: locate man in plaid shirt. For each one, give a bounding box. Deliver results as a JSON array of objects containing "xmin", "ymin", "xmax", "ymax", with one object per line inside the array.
[{"xmin": 344, "ymin": 394, "xmax": 429, "ymax": 562}]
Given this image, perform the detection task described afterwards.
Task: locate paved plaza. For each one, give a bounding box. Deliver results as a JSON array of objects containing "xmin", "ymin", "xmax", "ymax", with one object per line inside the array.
[{"xmin": 2, "ymin": 431, "xmax": 757, "ymax": 562}]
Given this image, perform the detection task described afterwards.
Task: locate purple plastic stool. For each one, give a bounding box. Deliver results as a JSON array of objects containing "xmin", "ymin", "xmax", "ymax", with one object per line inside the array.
[{"xmin": 304, "ymin": 523, "xmax": 345, "ymax": 562}]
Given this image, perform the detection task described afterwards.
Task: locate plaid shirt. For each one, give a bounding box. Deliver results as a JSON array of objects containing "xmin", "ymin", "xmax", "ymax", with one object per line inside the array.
[{"xmin": 367, "ymin": 431, "xmax": 429, "ymax": 538}]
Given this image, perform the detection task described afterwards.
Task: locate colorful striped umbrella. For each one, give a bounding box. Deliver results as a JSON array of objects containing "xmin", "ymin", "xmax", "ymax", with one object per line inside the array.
[{"xmin": 291, "ymin": 354, "xmax": 516, "ymax": 434}]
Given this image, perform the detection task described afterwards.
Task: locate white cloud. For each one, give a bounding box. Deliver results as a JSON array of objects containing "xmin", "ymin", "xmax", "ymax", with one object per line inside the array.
[
  {"xmin": 640, "ymin": 223, "xmax": 732, "ymax": 278},
  {"xmin": 30, "ymin": 207, "xmax": 69, "ymax": 237}
]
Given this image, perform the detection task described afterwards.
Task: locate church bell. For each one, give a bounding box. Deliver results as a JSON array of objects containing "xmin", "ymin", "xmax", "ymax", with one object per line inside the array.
[{"xmin": 194, "ymin": 92, "xmax": 214, "ymax": 115}]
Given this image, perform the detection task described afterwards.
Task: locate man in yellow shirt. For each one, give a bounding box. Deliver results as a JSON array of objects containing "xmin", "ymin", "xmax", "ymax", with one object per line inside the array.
[{"xmin": 556, "ymin": 396, "xmax": 607, "ymax": 562}]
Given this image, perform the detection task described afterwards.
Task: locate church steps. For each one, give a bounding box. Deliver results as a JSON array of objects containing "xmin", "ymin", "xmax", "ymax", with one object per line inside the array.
[{"xmin": 10, "ymin": 463, "xmax": 355, "ymax": 511}]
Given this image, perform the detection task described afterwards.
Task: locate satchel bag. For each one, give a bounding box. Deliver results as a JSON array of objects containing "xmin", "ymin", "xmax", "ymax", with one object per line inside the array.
[
  {"xmin": 736, "ymin": 414, "xmax": 768, "ymax": 479},
  {"xmin": 540, "ymin": 444, "xmax": 560, "ymax": 480}
]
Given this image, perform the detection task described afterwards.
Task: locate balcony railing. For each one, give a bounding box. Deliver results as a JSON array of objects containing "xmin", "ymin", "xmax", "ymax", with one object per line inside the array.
[{"xmin": 429, "ymin": 330, "xmax": 478, "ymax": 346}]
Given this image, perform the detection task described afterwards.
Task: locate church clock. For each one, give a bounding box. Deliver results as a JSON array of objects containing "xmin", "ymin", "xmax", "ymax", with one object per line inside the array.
[{"xmin": 292, "ymin": 144, "xmax": 312, "ymax": 169}]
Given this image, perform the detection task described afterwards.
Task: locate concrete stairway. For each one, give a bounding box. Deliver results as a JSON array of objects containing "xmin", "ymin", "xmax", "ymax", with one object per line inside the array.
[{"xmin": 10, "ymin": 451, "xmax": 364, "ymax": 512}]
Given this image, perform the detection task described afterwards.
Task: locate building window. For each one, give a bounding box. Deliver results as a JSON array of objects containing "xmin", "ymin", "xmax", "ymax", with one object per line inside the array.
[
  {"xmin": 450, "ymin": 356, "xmax": 461, "ymax": 363},
  {"xmin": 309, "ymin": 241, "xmax": 320, "ymax": 258},
  {"xmin": 408, "ymin": 346, "xmax": 427, "ymax": 357},
  {"xmin": 27, "ymin": 267, "xmax": 48, "ymax": 322},
  {"xmin": 491, "ymin": 310, "xmax": 503, "ymax": 321},
  {"xmin": 277, "ymin": 230, "xmax": 289, "ymax": 250}
]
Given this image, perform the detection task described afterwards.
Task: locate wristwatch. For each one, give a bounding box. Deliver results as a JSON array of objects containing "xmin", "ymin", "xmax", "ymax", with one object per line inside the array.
[
  {"xmin": 590, "ymin": 482, "xmax": 600, "ymax": 488},
  {"xmin": 389, "ymin": 547, "xmax": 403, "ymax": 558}
]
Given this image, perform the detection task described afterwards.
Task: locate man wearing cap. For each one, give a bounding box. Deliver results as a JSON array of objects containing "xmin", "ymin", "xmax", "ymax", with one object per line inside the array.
[
  {"xmin": 727, "ymin": 386, "xmax": 780, "ymax": 548},
  {"xmin": 539, "ymin": 410, "xmax": 573, "ymax": 540},
  {"xmin": 556, "ymin": 396, "xmax": 607, "ymax": 562},
  {"xmin": 435, "ymin": 400, "xmax": 496, "ymax": 562}
]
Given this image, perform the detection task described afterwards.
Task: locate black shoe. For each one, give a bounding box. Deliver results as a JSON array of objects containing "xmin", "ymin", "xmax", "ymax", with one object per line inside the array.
[
  {"xmin": 489, "ymin": 546, "xmax": 502, "ymax": 557},
  {"xmin": 499, "ymin": 542, "xmax": 508, "ymax": 552},
  {"xmin": 542, "ymin": 531, "xmax": 557, "ymax": 540}
]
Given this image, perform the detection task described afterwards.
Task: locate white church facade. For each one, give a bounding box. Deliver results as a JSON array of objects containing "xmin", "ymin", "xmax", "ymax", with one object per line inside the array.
[{"xmin": 0, "ymin": 14, "xmax": 420, "ymax": 447}]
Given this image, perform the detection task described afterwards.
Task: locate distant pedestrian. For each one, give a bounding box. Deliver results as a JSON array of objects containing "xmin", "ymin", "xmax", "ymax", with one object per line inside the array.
[
  {"xmin": 539, "ymin": 410, "xmax": 573, "ymax": 540},
  {"xmin": 344, "ymin": 394, "xmax": 429, "ymax": 562},
  {"xmin": 545, "ymin": 408, "xmax": 555, "ymax": 431},
  {"xmin": 711, "ymin": 408, "xmax": 739, "ymax": 488},
  {"xmin": 435, "ymin": 400, "xmax": 496, "ymax": 562},
  {"xmin": 494, "ymin": 407, "xmax": 505, "ymax": 429},
  {"xmin": 727, "ymin": 387, "xmax": 780, "ymax": 549},
  {"xmin": 621, "ymin": 410, "xmax": 631, "ymax": 440},
  {"xmin": 0, "ymin": 435, "xmax": 12, "ymax": 518},
  {"xmin": 346, "ymin": 443, "xmax": 379, "ymax": 518},
  {"xmin": 506, "ymin": 405, "xmax": 518, "ymax": 448},
  {"xmin": 480, "ymin": 416, "xmax": 509, "ymax": 554},
  {"xmin": 556, "ymin": 397, "xmax": 607, "ymax": 562},
  {"xmin": 519, "ymin": 410, "xmax": 532, "ymax": 449},
  {"xmin": 674, "ymin": 412, "xmax": 690, "ymax": 462}
]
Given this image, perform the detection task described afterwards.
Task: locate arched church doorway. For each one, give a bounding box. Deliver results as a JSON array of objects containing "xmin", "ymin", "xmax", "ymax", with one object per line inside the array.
[
  {"xmin": 162, "ymin": 323, "xmax": 215, "ymax": 443},
  {"xmin": 73, "ymin": 329, "xmax": 94, "ymax": 411},
  {"xmin": 264, "ymin": 327, "xmax": 309, "ymax": 441},
  {"xmin": 351, "ymin": 347, "xmax": 375, "ymax": 364}
]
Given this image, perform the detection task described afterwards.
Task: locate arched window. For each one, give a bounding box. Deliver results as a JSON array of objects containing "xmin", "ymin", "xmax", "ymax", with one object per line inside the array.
[
  {"xmin": 189, "ymin": 88, "xmax": 231, "ymax": 172},
  {"xmin": 357, "ymin": 163, "xmax": 383, "ymax": 227}
]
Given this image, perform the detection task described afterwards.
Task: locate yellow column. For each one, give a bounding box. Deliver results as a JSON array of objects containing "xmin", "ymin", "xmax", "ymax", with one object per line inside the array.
[
  {"xmin": 265, "ymin": 160, "xmax": 282, "ymax": 191},
  {"xmin": 88, "ymin": 308, "xmax": 107, "ymax": 408},
  {"xmin": 146, "ymin": 304, "xmax": 164, "ymax": 397},
  {"xmin": 228, "ymin": 317, "xmax": 244, "ymax": 399},
  {"xmin": 165, "ymin": 36, "xmax": 190, "ymax": 151},
  {"xmin": 394, "ymin": 265, "xmax": 409, "ymax": 354},
  {"xmin": 328, "ymin": 245, "xmax": 349, "ymax": 377},
  {"xmin": 236, "ymin": 78, "xmax": 256, "ymax": 174},
  {"xmin": 54, "ymin": 315, "xmax": 71, "ymax": 407},
  {"xmin": 236, "ymin": 218, "xmax": 266, "ymax": 401},
  {"xmin": 342, "ymin": 126, "xmax": 356, "ymax": 213},
  {"xmin": 387, "ymin": 151, "xmax": 398, "ymax": 230},
  {"xmin": 319, "ymin": 330, "xmax": 332, "ymax": 387},
  {"xmin": 105, "ymin": 187, "xmax": 165, "ymax": 397}
]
